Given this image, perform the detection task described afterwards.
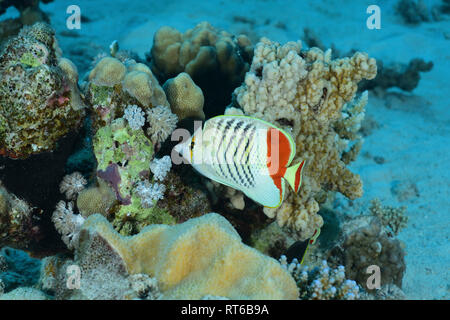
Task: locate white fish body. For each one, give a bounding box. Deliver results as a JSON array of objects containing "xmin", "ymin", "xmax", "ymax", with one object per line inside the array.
[{"xmin": 175, "ymin": 115, "xmax": 305, "ymax": 208}]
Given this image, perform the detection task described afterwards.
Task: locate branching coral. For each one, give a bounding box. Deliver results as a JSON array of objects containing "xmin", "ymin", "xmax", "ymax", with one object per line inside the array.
[
  {"xmin": 48, "ymin": 213, "xmax": 298, "ymax": 299},
  {"xmin": 280, "ymin": 256, "xmax": 360, "ymax": 300},
  {"xmin": 369, "ymin": 199, "xmax": 408, "ymax": 236},
  {"xmin": 359, "ymin": 58, "xmax": 433, "ymax": 92},
  {"xmin": 135, "ymin": 181, "xmax": 166, "ymax": 208},
  {"xmin": 232, "ymin": 37, "xmax": 376, "ymax": 240},
  {"xmin": 0, "ymin": 22, "xmax": 85, "ymax": 159}
]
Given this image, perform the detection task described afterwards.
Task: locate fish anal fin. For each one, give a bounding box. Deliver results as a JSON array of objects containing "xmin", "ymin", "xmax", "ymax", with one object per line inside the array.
[{"xmin": 284, "ymin": 159, "xmax": 305, "ymax": 193}]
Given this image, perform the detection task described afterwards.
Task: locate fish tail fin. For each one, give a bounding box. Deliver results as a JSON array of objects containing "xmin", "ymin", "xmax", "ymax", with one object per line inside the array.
[{"xmin": 283, "ymin": 159, "xmax": 305, "ymax": 193}]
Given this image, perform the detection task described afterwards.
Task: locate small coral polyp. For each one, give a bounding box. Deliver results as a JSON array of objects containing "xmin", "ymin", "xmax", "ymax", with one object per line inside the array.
[{"xmin": 0, "ymin": 23, "xmax": 85, "ymax": 159}]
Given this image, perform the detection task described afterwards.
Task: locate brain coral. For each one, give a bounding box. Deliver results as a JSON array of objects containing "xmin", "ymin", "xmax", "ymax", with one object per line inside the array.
[
  {"xmin": 60, "ymin": 213, "xmax": 298, "ymax": 299},
  {"xmin": 233, "ymin": 37, "xmax": 377, "ymax": 240},
  {"xmin": 149, "ymin": 21, "xmax": 253, "ymax": 117},
  {"xmin": 0, "ymin": 22, "xmax": 85, "ymax": 159},
  {"xmin": 163, "ymin": 72, "xmax": 205, "ymax": 120}
]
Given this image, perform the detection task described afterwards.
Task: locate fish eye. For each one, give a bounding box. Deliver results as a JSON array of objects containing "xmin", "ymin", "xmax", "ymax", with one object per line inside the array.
[{"xmin": 190, "ymin": 136, "xmax": 196, "ymax": 161}]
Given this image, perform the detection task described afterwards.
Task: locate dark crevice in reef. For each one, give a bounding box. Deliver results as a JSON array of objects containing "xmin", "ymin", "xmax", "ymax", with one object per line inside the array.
[{"xmin": 0, "ymin": 131, "xmax": 80, "ymax": 253}]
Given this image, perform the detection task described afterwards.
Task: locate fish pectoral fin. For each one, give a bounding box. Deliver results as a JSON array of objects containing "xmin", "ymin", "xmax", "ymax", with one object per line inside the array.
[{"xmin": 283, "ymin": 159, "xmax": 306, "ymax": 193}]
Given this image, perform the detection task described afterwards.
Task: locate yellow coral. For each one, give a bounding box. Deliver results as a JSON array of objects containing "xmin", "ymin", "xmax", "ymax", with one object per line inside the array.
[
  {"xmin": 76, "ymin": 179, "xmax": 116, "ymax": 218},
  {"xmin": 234, "ymin": 37, "xmax": 376, "ymax": 239},
  {"xmin": 88, "ymin": 57, "xmax": 126, "ymax": 86},
  {"xmin": 79, "ymin": 213, "xmax": 298, "ymax": 299},
  {"xmin": 163, "ymin": 72, "xmax": 205, "ymax": 120}
]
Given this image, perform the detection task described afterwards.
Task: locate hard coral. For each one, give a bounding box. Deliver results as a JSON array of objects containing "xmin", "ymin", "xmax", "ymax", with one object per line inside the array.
[
  {"xmin": 0, "ymin": 183, "xmax": 36, "ymax": 249},
  {"xmin": 280, "ymin": 256, "xmax": 360, "ymax": 300},
  {"xmin": 86, "ymin": 57, "xmax": 168, "ymax": 131},
  {"xmin": 329, "ymin": 215, "xmax": 406, "ymax": 290},
  {"xmin": 0, "ymin": 23, "xmax": 85, "ymax": 159},
  {"xmin": 52, "ymin": 213, "xmax": 298, "ymax": 299},
  {"xmin": 233, "ymin": 37, "xmax": 377, "ymax": 240},
  {"xmin": 149, "ymin": 22, "xmax": 253, "ymax": 117},
  {"xmin": 163, "ymin": 72, "xmax": 205, "ymax": 120}
]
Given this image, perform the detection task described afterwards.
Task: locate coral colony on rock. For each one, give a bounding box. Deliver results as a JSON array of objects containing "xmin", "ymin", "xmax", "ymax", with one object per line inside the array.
[{"xmin": 0, "ymin": 0, "xmax": 448, "ymax": 302}]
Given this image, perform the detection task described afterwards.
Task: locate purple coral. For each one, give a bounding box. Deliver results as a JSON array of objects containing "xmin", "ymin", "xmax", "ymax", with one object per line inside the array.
[{"xmin": 97, "ymin": 163, "xmax": 131, "ymax": 205}]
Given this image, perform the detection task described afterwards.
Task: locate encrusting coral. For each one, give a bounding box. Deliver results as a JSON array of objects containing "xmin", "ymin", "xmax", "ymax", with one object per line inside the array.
[
  {"xmin": 163, "ymin": 72, "xmax": 205, "ymax": 120},
  {"xmin": 149, "ymin": 22, "xmax": 253, "ymax": 117},
  {"xmin": 231, "ymin": 37, "xmax": 377, "ymax": 240},
  {"xmin": 47, "ymin": 213, "xmax": 298, "ymax": 300},
  {"xmin": 0, "ymin": 0, "xmax": 53, "ymax": 41},
  {"xmin": 0, "ymin": 22, "xmax": 85, "ymax": 159}
]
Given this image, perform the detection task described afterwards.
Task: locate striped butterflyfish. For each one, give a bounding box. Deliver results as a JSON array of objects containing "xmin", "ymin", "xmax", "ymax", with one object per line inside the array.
[{"xmin": 174, "ymin": 115, "xmax": 305, "ymax": 208}]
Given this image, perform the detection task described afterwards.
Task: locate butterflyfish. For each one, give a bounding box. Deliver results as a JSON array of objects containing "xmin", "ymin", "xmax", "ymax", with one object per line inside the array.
[{"xmin": 174, "ymin": 115, "xmax": 305, "ymax": 208}]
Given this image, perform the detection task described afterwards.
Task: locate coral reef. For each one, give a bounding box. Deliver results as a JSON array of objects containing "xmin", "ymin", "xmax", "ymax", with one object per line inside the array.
[
  {"xmin": 359, "ymin": 58, "xmax": 433, "ymax": 93},
  {"xmin": 91, "ymin": 117, "xmax": 175, "ymax": 234},
  {"xmin": 280, "ymin": 256, "xmax": 360, "ymax": 300},
  {"xmin": 163, "ymin": 72, "xmax": 205, "ymax": 120},
  {"xmin": 0, "ymin": 22, "xmax": 85, "ymax": 159},
  {"xmin": 86, "ymin": 56, "xmax": 169, "ymax": 131},
  {"xmin": 369, "ymin": 199, "xmax": 408, "ymax": 236},
  {"xmin": 149, "ymin": 22, "xmax": 253, "ymax": 117},
  {"xmin": 0, "ymin": 183, "xmax": 37, "ymax": 249},
  {"xmin": 232, "ymin": 37, "xmax": 377, "ymax": 240},
  {"xmin": 329, "ymin": 215, "xmax": 406, "ymax": 290},
  {"xmin": 47, "ymin": 213, "xmax": 298, "ymax": 299},
  {"xmin": 0, "ymin": 0, "xmax": 53, "ymax": 41},
  {"xmin": 123, "ymin": 104, "xmax": 146, "ymax": 131}
]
